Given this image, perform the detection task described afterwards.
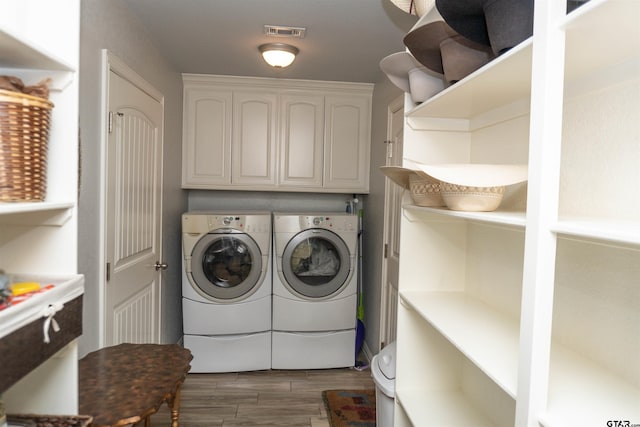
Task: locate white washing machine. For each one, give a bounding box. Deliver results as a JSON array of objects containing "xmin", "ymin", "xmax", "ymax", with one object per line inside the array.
[
  {"xmin": 272, "ymin": 212, "xmax": 358, "ymax": 369},
  {"xmin": 182, "ymin": 211, "xmax": 272, "ymax": 372}
]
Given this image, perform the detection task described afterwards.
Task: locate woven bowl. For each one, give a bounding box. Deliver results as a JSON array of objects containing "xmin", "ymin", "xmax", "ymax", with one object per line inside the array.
[
  {"xmin": 409, "ymin": 173, "xmax": 445, "ymax": 207},
  {"xmin": 440, "ymin": 182, "xmax": 505, "ymax": 211}
]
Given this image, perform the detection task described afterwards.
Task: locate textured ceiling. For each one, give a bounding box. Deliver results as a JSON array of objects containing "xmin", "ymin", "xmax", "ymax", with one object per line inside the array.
[{"xmin": 121, "ymin": 0, "xmax": 418, "ymax": 83}]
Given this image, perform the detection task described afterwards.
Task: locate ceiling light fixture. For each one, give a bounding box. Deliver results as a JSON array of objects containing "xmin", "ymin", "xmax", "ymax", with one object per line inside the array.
[{"xmin": 259, "ymin": 43, "xmax": 299, "ymax": 68}]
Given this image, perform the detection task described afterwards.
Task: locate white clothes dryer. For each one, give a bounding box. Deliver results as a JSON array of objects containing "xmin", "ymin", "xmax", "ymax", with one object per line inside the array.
[
  {"xmin": 272, "ymin": 212, "xmax": 358, "ymax": 369},
  {"xmin": 182, "ymin": 211, "xmax": 272, "ymax": 372}
]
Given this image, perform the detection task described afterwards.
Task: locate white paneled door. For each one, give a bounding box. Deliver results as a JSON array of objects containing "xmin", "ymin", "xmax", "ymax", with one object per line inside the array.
[
  {"xmin": 104, "ymin": 54, "xmax": 164, "ymax": 346},
  {"xmin": 379, "ymin": 96, "xmax": 404, "ymax": 349}
]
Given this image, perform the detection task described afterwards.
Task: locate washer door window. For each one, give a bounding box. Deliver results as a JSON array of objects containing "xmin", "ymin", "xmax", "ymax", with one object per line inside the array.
[
  {"xmin": 282, "ymin": 229, "xmax": 352, "ymax": 298},
  {"xmin": 190, "ymin": 232, "xmax": 263, "ymax": 300}
]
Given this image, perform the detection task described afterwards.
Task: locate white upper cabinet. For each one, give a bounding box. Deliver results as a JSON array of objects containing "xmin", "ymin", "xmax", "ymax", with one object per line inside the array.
[
  {"xmin": 181, "ymin": 75, "xmax": 373, "ymax": 193},
  {"xmin": 182, "ymin": 88, "xmax": 232, "ymax": 186},
  {"xmin": 393, "ymin": 1, "xmax": 639, "ymax": 427},
  {"xmin": 279, "ymin": 93, "xmax": 325, "ymax": 188},
  {"xmin": 232, "ymin": 90, "xmax": 278, "ymax": 187},
  {"xmin": 324, "ymin": 95, "xmax": 371, "ymax": 192}
]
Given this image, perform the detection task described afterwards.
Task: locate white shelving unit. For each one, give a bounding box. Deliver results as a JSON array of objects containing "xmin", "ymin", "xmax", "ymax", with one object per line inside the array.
[
  {"xmin": 400, "ymin": 291, "xmax": 520, "ymax": 398},
  {"xmin": 394, "ymin": 0, "xmax": 640, "ymax": 426},
  {"xmin": 0, "ymin": 0, "xmax": 81, "ymax": 414},
  {"xmin": 0, "ymin": 3, "xmax": 80, "ymax": 270},
  {"xmin": 398, "ymin": 391, "xmax": 499, "ymax": 427}
]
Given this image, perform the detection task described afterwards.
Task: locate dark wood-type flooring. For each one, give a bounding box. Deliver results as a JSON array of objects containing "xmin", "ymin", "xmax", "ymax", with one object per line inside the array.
[{"xmin": 140, "ymin": 367, "xmax": 375, "ymax": 427}]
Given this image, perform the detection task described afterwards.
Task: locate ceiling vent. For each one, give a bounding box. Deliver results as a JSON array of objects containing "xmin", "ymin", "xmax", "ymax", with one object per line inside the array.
[{"xmin": 264, "ymin": 25, "xmax": 306, "ymax": 39}]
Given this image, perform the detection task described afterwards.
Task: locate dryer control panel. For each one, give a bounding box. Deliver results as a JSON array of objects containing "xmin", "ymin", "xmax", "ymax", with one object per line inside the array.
[{"xmin": 302, "ymin": 215, "xmax": 357, "ymax": 232}]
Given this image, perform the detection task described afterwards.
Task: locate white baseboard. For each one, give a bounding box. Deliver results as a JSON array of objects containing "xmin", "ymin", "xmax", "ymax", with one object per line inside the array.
[{"xmin": 361, "ymin": 340, "xmax": 375, "ymax": 363}]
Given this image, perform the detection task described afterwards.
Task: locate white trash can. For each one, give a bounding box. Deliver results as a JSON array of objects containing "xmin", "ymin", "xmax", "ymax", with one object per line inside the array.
[{"xmin": 371, "ymin": 341, "xmax": 396, "ymax": 427}]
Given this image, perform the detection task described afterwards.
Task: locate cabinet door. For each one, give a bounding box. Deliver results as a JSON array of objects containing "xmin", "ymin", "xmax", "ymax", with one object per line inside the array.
[
  {"xmin": 232, "ymin": 91, "xmax": 278, "ymax": 187},
  {"xmin": 323, "ymin": 95, "xmax": 371, "ymax": 192},
  {"xmin": 279, "ymin": 94, "xmax": 324, "ymax": 188},
  {"xmin": 182, "ymin": 88, "xmax": 232, "ymax": 187}
]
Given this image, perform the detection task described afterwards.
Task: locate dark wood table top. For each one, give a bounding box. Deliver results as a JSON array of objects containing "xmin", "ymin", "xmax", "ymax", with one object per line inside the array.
[{"xmin": 79, "ymin": 343, "xmax": 192, "ymax": 427}]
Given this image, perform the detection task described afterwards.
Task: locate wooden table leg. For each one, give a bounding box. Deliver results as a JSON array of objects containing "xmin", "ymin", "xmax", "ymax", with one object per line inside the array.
[{"xmin": 167, "ymin": 384, "xmax": 183, "ymax": 427}]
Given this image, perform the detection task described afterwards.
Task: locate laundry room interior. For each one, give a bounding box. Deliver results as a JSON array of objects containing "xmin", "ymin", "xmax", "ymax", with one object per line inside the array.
[{"xmin": 1, "ymin": 0, "xmax": 639, "ymax": 426}]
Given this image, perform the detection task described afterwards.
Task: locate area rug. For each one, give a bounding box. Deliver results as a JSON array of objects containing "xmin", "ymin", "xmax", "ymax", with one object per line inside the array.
[{"xmin": 322, "ymin": 389, "xmax": 376, "ymax": 427}]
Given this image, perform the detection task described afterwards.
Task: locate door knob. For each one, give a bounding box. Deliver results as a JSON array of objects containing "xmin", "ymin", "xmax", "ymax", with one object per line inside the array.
[{"xmin": 155, "ymin": 261, "xmax": 168, "ymax": 271}]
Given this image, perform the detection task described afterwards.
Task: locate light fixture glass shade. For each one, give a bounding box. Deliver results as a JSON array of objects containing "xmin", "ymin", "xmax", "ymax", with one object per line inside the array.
[{"xmin": 259, "ymin": 43, "xmax": 299, "ymax": 68}]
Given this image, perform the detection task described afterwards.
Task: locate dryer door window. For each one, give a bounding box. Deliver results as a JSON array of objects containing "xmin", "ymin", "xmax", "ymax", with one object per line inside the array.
[
  {"xmin": 190, "ymin": 232, "xmax": 263, "ymax": 300},
  {"xmin": 282, "ymin": 229, "xmax": 352, "ymax": 298}
]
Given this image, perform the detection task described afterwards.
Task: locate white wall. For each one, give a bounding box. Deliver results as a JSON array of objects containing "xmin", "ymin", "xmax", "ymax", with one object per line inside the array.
[
  {"xmin": 78, "ymin": 0, "xmax": 186, "ymax": 355},
  {"xmin": 188, "ymin": 190, "xmax": 354, "ymax": 213}
]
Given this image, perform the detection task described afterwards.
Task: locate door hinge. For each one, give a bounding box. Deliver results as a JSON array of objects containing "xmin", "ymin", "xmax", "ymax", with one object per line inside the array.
[
  {"xmin": 108, "ymin": 111, "xmax": 123, "ymax": 134},
  {"xmin": 384, "ymin": 243, "xmax": 388, "ymax": 259},
  {"xmin": 384, "ymin": 140, "xmax": 393, "ymax": 158},
  {"xmin": 106, "ymin": 262, "xmax": 111, "ymax": 281}
]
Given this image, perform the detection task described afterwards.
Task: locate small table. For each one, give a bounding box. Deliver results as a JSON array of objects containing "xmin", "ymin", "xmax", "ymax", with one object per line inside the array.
[{"xmin": 79, "ymin": 343, "xmax": 192, "ymax": 427}]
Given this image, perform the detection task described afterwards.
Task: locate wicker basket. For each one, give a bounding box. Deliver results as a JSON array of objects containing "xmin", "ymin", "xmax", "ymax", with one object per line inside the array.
[{"xmin": 0, "ymin": 89, "xmax": 54, "ymax": 202}]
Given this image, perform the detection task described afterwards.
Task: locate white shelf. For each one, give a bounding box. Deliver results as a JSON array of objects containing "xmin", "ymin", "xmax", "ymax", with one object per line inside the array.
[
  {"xmin": 404, "ymin": 204, "xmax": 527, "ymax": 229},
  {"xmin": 400, "ymin": 291, "xmax": 520, "ymax": 398},
  {"xmin": 0, "ymin": 202, "xmax": 74, "ymax": 226},
  {"xmin": 0, "ymin": 28, "xmax": 75, "ymax": 71},
  {"xmin": 406, "ymin": 40, "xmax": 532, "ymax": 127},
  {"xmin": 553, "ymin": 218, "xmax": 640, "ymax": 248},
  {"xmin": 541, "ymin": 345, "xmax": 640, "ymax": 427},
  {"xmin": 0, "ymin": 28, "xmax": 76, "ymax": 91},
  {"xmin": 0, "ymin": 202, "xmax": 73, "ymax": 214},
  {"xmin": 397, "ymin": 390, "xmax": 498, "ymax": 427},
  {"xmin": 563, "ymin": 0, "xmax": 640, "ymax": 84}
]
